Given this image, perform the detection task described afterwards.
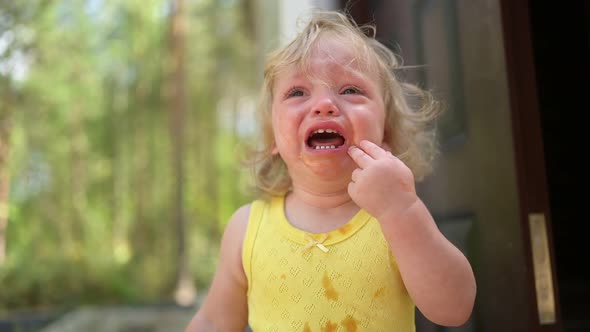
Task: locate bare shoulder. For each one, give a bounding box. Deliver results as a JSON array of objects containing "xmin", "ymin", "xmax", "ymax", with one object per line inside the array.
[
  {"xmin": 185, "ymin": 203, "xmax": 253, "ymax": 331},
  {"xmin": 228, "ymin": 203, "xmax": 251, "ymax": 230},
  {"xmin": 216, "ymin": 203, "xmax": 251, "ymax": 290},
  {"xmin": 216, "ymin": 203, "xmax": 252, "ymax": 278},
  {"xmin": 222, "ymin": 203, "xmax": 251, "ymax": 251}
]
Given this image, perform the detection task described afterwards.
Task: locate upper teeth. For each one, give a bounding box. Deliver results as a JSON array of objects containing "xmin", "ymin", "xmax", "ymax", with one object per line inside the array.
[{"xmin": 313, "ymin": 129, "xmax": 338, "ymax": 134}]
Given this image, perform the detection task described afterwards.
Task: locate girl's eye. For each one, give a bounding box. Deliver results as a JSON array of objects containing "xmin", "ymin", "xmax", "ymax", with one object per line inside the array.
[
  {"xmin": 286, "ymin": 88, "xmax": 305, "ymax": 98},
  {"xmin": 341, "ymin": 87, "xmax": 361, "ymax": 95}
]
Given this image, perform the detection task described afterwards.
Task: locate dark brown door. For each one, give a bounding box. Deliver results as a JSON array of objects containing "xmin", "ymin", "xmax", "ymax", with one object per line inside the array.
[
  {"xmin": 527, "ymin": 1, "xmax": 590, "ymax": 331},
  {"xmin": 499, "ymin": 0, "xmax": 562, "ymax": 330},
  {"xmin": 341, "ymin": 0, "xmax": 568, "ymax": 331}
]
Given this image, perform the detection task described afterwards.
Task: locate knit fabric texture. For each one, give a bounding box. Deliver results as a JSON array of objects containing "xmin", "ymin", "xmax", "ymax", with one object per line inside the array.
[{"xmin": 242, "ymin": 195, "xmax": 415, "ymax": 332}]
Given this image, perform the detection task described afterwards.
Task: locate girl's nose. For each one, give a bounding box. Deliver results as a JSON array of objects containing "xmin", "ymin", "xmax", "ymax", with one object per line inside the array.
[{"xmin": 311, "ymin": 95, "xmax": 340, "ymax": 117}]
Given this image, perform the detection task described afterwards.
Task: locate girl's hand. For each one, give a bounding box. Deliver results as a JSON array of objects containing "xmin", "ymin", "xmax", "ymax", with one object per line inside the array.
[{"xmin": 347, "ymin": 140, "xmax": 418, "ymax": 223}]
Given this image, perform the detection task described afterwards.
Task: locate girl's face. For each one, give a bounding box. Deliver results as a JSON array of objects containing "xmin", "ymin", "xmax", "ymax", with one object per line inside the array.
[{"xmin": 271, "ymin": 38, "xmax": 387, "ymax": 183}]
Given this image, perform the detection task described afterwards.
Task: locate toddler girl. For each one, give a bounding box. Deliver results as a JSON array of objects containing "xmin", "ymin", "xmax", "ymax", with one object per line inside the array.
[{"xmin": 186, "ymin": 10, "xmax": 476, "ymax": 332}]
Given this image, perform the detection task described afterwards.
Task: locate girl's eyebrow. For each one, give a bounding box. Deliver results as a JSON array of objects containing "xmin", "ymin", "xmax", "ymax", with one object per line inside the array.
[{"xmin": 277, "ymin": 63, "xmax": 373, "ymax": 90}]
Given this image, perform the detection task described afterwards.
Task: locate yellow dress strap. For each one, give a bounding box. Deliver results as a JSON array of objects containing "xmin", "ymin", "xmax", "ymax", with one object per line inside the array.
[{"xmin": 241, "ymin": 199, "xmax": 267, "ymax": 291}]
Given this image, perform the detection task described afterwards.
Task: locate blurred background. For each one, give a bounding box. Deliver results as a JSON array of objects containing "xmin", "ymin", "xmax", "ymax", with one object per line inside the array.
[
  {"xmin": 0, "ymin": 0, "xmax": 267, "ymax": 330},
  {"xmin": 1, "ymin": 0, "xmax": 587, "ymax": 331}
]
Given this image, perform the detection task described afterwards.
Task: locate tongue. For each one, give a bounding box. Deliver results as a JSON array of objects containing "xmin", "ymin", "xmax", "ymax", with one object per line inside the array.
[{"xmin": 309, "ymin": 136, "xmax": 345, "ymax": 148}]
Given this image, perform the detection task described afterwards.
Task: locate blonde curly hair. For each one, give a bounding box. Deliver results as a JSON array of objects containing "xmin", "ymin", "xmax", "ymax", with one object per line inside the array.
[{"xmin": 248, "ymin": 10, "xmax": 441, "ymax": 196}]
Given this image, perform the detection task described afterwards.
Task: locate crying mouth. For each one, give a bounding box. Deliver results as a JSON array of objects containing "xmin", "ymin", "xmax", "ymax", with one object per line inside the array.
[{"xmin": 306, "ymin": 129, "xmax": 345, "ymax": 150}]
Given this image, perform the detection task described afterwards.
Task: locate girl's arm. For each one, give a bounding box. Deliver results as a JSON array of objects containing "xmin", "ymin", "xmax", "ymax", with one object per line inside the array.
[
  {"xmin": 348, "ymin": 141, "xmax": 476, "ymax": 326},
  {"xmin": 185, "ymin": 205, "xmax": 251, "ymax": 332},
  {"xmin": 379, "ymin": 199, "xmax": 476, "ymax": 326}
]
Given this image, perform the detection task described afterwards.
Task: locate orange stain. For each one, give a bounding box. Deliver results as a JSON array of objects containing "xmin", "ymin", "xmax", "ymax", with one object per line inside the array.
[
  {"xmin": 322, "ymin": 272, "xmax": 339, "ymax": 301},
  {"xmin": 281, "ymin": 274, "xmax": 286, "ymax": 280},
  {"xmin": 338, "ymin": 222, "xmax": 353, "ymax": 235},
  {"xmin": 322, "ymin": 320, "xmax": 338, "ymax": 332},
  {"xmin": 341, "ymin": 315, "xmax": 358, "ymax": 332},
  {"xmin": 373, "ymin": 287, "xmax": 385, "ymax": 298},
  {"xmin": 303, "ymin": 322, "xmax": 311, "ymax": 332}
]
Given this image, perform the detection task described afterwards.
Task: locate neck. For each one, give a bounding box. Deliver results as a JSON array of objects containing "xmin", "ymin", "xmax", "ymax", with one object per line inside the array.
[
  {"xmin": 284, "ymin": 183, "xmax": 359, "ymax": 233},
  {"xmin": 288, "ymin": 183, "xmax": 355, "ymax": 209}
]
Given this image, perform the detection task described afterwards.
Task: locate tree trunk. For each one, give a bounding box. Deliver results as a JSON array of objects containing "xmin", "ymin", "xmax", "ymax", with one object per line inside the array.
[
  {"xmin": 167, "ymin": 0, "xmax": 195, "ymax": 306},
  {"xmin": 0, "ymin": 82, "xmax": 13, "ymax": 265},
  {"xmin": 111, "ymin": 82, "xmax": 131, "ymax": 263},
  {"xmin": 68, "ymin": 101, "xmax": 88, "ymax": 257},
  {"xmin": 132, "ymin": 82, "xmax": 148, "ymax": 262}
]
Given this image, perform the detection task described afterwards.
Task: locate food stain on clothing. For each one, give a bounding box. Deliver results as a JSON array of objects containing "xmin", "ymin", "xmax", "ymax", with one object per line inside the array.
[
  {"xmin": 303, "ymin": 322, "xmax": 311, "ymax": 332},
  {"xmin": 341, "ymin": 315, "xmax": 358, "ymax": 332},
  {"xmin": 338, "ymin": 222, "xmax": 353, "ymax": 235},
  {"xmin": 322, "ymin": 320, "xmax": 338, "ymax": 332},
  {"xmin": 373, "ymin": 287, "xmax": 385, "ymax": 299},
  {"xmin": 322, "ymin": 272, "xmax": 339, "ymax": 301}
]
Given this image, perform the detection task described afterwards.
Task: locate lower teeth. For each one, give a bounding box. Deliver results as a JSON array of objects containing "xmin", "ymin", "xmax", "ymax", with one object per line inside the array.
[{"xmin": 315, "ymin": 145, "xmax": 337, "ymax": 150}]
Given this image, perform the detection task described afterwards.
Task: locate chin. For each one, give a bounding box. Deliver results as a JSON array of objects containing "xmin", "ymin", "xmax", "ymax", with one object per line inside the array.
[{"xmin": 301, "ymin": 155, "xmax": 355, "ymax": 179}]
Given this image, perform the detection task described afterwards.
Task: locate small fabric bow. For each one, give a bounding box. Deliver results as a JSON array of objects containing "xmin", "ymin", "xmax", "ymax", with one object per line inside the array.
[{"xmin": 303, "ymin": 233, "xmax": 329, "ymax": 253}]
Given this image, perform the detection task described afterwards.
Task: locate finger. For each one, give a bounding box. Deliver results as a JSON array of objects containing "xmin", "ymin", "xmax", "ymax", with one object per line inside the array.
[
  {"xmin": 348, "ymin": 145, "xmax": 373, "ymax": 169},
  {"xmin": 347, "ymin": 181, "xmax": 356, "ymax": 196},
  {"xmin": 351, "ymin": 168, "xmax": 362, "ymax": 182},
  {"xmin": 359, "ymin": 140, "xmax": 390, "ymax": 160}
]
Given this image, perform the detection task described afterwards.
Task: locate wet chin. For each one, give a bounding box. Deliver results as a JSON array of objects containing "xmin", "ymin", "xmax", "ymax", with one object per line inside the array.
[{"xmin": 299, "ymin": 154, "xmax": 355, "ymax": 178}]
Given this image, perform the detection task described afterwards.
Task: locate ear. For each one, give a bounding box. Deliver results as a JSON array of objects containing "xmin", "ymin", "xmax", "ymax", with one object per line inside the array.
[
  {"xmin": 381, "ymin": 141, "xmax": 392, "ymax": 152},
  {"xmin": 271, "ymin": 144, "xmax": 280, "ymax": 155},
  {"xmin": 381, "ymin": 127, "xmax": 392, "ymax": 152}
]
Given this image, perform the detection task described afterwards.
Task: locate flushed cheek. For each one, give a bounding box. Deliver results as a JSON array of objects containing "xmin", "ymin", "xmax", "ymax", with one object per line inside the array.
[
  {"xmin": 350, "ymin": 122, "xmax": 385, "ymax": 146},
  {"xmin": 272, "ymin": 120, "xmax": 302, "ymax": 157},
  {"xmin": 274, "ymin": 130, "xmax": 298, "ymax": 152},
  {"xmin": 344, "ymin": 105, "xmax": 385, "ymax": 143}
]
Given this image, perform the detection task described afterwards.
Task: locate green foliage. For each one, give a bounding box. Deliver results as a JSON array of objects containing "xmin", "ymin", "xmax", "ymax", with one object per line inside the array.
[{"xmin": 1, "ymin": 0, "xmax": 258, "ymax": 311}]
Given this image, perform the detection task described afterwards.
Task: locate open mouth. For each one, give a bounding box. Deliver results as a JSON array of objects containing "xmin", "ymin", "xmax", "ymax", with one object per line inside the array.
[{"xmin": 306, "ymin": 129, "xmax": 346, "ymax": 150}]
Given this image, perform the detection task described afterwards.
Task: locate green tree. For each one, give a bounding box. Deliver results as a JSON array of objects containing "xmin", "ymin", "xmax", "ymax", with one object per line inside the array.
[{"xmin": 0, "ymin": 0, "xmax": 258, "ymax": 310}]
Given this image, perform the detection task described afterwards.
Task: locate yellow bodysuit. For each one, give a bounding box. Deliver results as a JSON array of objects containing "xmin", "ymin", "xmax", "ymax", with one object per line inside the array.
[{"xmin": 242, "ymin": 195, "xmax": 415, "ymax": 331}]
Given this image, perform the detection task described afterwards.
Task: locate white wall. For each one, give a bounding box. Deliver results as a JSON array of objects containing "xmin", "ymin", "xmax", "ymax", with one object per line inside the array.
[{"xmin": 278, "ymin": 0, "xmax": 338, "ymax": 44}]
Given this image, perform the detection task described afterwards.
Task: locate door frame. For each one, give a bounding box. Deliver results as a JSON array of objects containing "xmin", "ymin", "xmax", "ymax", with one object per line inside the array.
[{"xmin": 499, "ymin": 0, "xmax": 562, "ymax": 330}]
